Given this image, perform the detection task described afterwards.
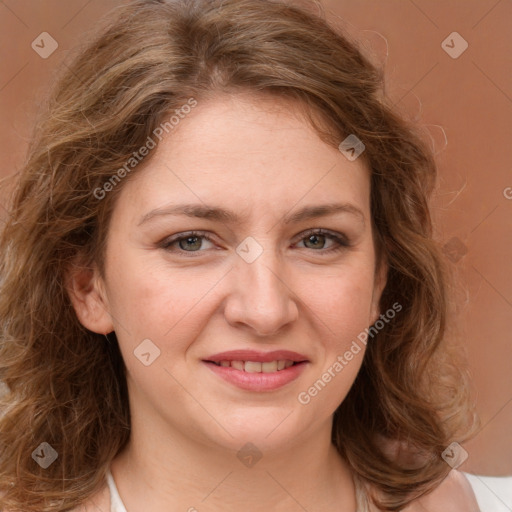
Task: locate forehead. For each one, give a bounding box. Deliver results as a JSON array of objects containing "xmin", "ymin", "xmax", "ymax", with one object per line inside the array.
[{"xmin": 116, "ymin": 93, "xmax": 371, "ymax": 225}]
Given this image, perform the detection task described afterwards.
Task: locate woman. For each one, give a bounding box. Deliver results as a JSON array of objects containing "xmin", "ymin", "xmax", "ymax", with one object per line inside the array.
[{"xmin": 0, "ymin": 0, "xmax": 480, "ymax": 510}]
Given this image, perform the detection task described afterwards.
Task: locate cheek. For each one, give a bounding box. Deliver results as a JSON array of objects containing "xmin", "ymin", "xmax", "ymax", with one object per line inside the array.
[
  {"xmin": 304, "ymin": 264, "xmax": 376, "ymax": 336},
  {"xmin": 298, "ymin": 264, "xmax": 374, "ymax": 400},
  {"xmin": 296, "ymin": 271, "xmax": 373, "ymax": 410},
  {"xmin": 107, "ymin": 250, "xmax": 376, "ymax": 335},
  {"xmin": 105, "ymin": 255, "xmax": 226, "ymax": 352}
]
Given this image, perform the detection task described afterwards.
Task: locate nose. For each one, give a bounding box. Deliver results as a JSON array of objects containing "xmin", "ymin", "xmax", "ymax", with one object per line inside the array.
[{"xmin": 223, "ymin": 246, "xmax": 299, "ymax": 337}]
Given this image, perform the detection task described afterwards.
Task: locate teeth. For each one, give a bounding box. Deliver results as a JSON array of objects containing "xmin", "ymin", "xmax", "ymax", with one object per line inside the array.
[
  {"xmin": 214, "ymin": 359, "xmax": 296, "ymax": 372},
  {"xmin": 231, "ymin": 360, "xmax": 244, "ymax": 370},
  {"xmin": 244, "ymin": 361, "xmax": 262, "ymax": 373},
  {"xmin": 261, "ymin": 361, "xmax": 278, "ymax": 373}
]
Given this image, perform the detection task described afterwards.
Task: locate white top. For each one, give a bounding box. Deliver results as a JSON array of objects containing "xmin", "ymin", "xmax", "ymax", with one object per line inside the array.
[
  {"xmin": 105, "ymin": 468, "xmax": 512, "ymax": 511},
  {"xmin": 463, "ymin": 472, "xmax": 512, "ymax": 511},
  {"xmin": 105, "ymin": 468, "xmax": 371, "ymax": 511},
  {"xmin": 106, "ymin": 469, "xmax": 128, "ymax": 512}
]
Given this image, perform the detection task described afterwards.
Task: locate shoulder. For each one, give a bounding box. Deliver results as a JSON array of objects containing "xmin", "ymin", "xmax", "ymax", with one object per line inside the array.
[
  {"xmin": 68, "ymin": 481, "xmax": 110, "ymax": 512},
  {"xmin": 404, "ymin": 470, "xmax": 480, "ymax": 511}
]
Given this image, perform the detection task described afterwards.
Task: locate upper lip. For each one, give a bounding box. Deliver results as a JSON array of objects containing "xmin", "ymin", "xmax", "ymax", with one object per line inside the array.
[{"xmin": 204, "ymin": 350, "xmax": 309, "ymax": 363}]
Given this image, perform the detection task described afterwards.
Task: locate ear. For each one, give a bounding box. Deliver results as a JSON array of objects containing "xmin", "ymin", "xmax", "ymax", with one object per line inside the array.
[
  {"xmin": 369, "ymin": 256, "xmax": 388, "ymax": 325},
  {"xmin": 65, "ymin": 260, "xmax": 114, "ymax": 335}
]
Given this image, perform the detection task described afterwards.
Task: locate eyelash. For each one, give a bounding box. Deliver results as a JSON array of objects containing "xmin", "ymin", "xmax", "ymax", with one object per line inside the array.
[{"xmin": 159, "ymin": 229, "xmax": 350, "ymax": 257}]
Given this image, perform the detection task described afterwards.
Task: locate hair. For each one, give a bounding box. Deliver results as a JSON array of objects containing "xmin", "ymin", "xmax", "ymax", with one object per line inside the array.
[{"xmin": 0, "ymin": 0, "xmax": 476, "ymax": 510}]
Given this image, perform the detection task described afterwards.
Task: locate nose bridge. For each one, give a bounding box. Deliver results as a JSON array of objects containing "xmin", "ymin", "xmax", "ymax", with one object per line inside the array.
[
  {"xmin": 243, "ymin": 246, "xmax": 284, "ymax": 299},
  {"xmin": 225, "ymin": 235, "xmax": 298, "ymax": 335}
]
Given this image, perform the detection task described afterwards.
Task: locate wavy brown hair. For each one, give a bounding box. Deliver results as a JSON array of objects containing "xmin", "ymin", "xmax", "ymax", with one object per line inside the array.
[{"xmin": 0, "ymin": 0, "xmax": 475, "ymax": 510}]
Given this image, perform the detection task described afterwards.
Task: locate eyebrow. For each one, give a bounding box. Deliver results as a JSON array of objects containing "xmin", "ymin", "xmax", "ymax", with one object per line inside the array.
[{"xmin": 138, "ymin": 202, "xmax": 365, "ymax": 227}]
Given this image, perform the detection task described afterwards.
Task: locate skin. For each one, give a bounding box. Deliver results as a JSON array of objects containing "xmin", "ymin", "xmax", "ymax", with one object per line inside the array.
[{"xmin": 68, "ymin": 93, "xmax": 478, "ymax": 511}]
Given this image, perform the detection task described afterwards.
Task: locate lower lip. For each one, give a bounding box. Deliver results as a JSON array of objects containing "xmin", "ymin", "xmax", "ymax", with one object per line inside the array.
[{"xmin": 203, "ymin": 361, "xmax": 308, "ymax": 391}]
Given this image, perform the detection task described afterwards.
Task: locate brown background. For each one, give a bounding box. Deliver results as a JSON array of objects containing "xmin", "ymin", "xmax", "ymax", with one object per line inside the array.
[{"xmin": 1, "ymin": 0, "xmax": 510, "ymax": 475}]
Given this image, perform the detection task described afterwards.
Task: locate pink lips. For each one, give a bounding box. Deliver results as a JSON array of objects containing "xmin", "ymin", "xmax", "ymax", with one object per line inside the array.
[{"xmin": 203, "ymin": 349, "xmax": 309, "ymax": 392}]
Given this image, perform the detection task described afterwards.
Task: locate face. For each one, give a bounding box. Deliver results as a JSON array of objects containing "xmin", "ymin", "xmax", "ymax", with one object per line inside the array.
[{"xmin": 70, "ymin": 93, "xmax": 387, "ymax": 454}]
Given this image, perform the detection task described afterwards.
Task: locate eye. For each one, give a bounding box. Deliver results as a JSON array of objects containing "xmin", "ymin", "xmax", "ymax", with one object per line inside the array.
[
  {"xmin": 294, "ymin": 228, "xmax": 350, "ymax": 255},
  {"xmin": 159, "ymin": 228, "xmax": 350, "ymax": 257},
  {"xmin": 160, "ymin": 231, "xmax": 215, "ymax": 255}
]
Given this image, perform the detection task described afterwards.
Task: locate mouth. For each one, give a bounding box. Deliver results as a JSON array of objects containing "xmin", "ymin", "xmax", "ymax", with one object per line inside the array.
[
  {"xmin": 202, "ymin": 351, "xmax": 309, "ymax": 391},
  {"xmin": 205, "ymin": 359, "xmax": 302, "ymax": 372}
]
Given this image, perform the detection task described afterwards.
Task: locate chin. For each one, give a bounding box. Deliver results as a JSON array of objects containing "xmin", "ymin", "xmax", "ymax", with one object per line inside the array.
[{"xmin": 202, "ymin": 412, "xmax": 309, "ymax": 453}]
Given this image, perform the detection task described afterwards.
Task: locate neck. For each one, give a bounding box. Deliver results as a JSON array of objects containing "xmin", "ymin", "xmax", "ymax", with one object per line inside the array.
[{"xmin": 110, "ymin": 383, "xmax": 357, "ymax": 511}]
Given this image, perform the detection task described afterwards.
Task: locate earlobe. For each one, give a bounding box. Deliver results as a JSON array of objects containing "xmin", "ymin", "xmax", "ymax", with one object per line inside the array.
[{"xmin": 65, "ymin": 262, "xmax": 114, "ymax": 335}]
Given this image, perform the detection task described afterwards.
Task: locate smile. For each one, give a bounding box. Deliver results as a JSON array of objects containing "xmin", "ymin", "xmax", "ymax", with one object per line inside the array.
[
  {"xmin": 203, "ymin": 360, "xmax": 308, "ymax": 391},
  {"xmin": 210, "ymin": 360, "xmax": 296, "ymax": 372}
]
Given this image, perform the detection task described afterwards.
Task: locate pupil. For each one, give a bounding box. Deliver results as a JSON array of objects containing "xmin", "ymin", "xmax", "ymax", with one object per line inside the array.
[{"xmin": 307, "ymin": 234, "xmax": 324, "ymax": 249}]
